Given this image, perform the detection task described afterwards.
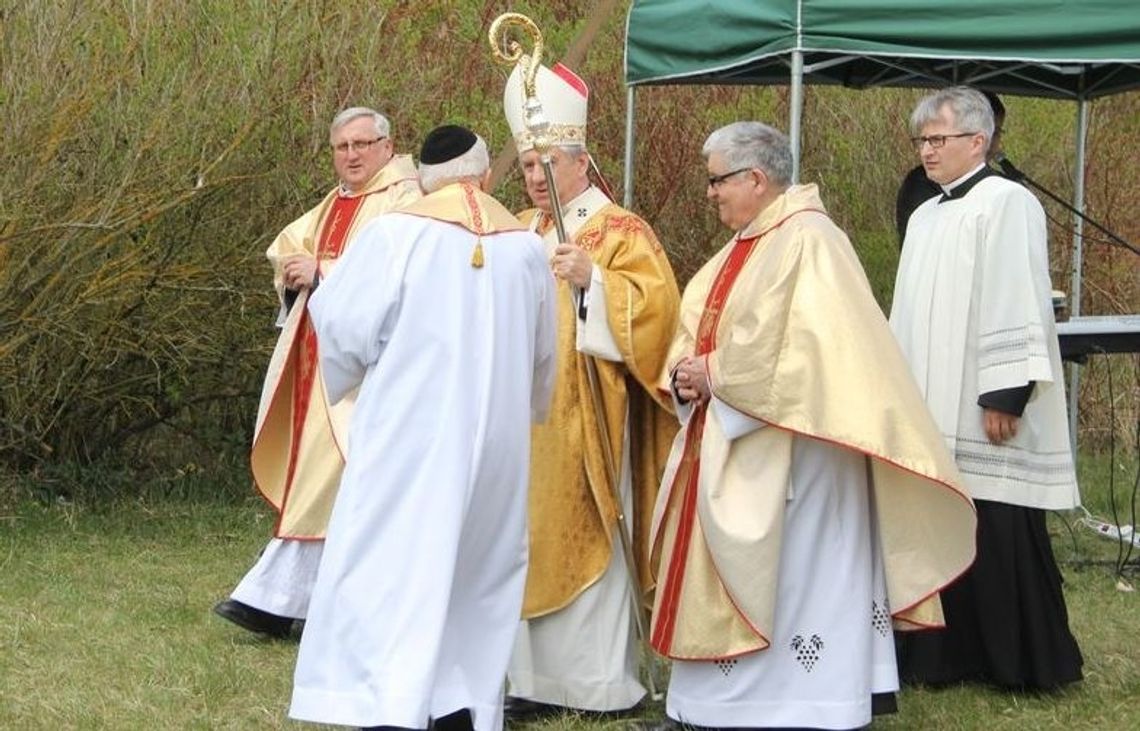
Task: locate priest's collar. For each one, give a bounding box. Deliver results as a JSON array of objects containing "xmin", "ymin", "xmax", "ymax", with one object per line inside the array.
[
  {"xmin": 938, "ymin": 163, "xmax": 997, "ymax": 203},
  {"xmin": 558, "ymin": 184, "xmax": 605, "ymax": 222},
  {"xmin": 561, "ymin": 183, "xmax": 593, "ymax": 210},
  {"xmin": 338, "ymin": 181, "xmax": 368, "ymax": 198}
]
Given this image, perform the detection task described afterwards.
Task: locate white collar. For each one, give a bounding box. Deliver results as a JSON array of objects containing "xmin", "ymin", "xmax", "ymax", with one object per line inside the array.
[{"xmin": 940, "ymin": 162, "xmax": 988, "ymax": 196}]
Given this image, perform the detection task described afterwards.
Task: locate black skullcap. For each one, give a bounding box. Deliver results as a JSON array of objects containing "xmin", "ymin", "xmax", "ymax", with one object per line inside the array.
[{"xmin": 420, "ymin": 124, "xmax": 477, "ymax": 164}]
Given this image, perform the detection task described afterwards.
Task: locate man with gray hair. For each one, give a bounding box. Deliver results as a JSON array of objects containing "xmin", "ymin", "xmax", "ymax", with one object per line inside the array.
[
  {"xmin": 649, "ymin": 121, "xmax": 975, "ymax": 729},
  {"xmin": 891, "ymin": 86, "xmax": 1082, "ymax": 690},
  {"xmin": 214, "ymin": 106, "xmax": 421, "ymax": 638},
  {"xmin": 895, "ymin": 90, "xmax": 1006, "ymax": 248},
  {"xmin": 500, "ymin": 60, "xmax": 680, "ymax": 720},
  {"xmin": 289, "ymin": 124, "xmax": 557, "ymax": 731}
]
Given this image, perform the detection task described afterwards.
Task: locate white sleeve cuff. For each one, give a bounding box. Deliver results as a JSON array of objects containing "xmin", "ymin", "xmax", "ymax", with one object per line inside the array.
[
  {"xmin": 711, "ymin": 396, "xmax": 766, "ymax": 440},
  {"xmin": 671, "ymin": 386, "xmax": 694, "ymax": 426},
  {"xmin": 575, "ymin": 265, "xmax": 623, "ymax": 361}
]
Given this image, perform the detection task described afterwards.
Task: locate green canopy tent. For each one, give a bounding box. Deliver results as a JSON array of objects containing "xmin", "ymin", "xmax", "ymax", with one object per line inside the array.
[
  {"xmin": 622, "ymin": 0, "xmax": 1140, "ymax": 449},
  {"xmin": 625, "ymin": 0, "xmax": 1140, "ymax": 180}
]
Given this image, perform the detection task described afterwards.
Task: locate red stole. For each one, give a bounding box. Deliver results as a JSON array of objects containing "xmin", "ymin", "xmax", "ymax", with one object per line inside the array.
[
  {"xmin": 651, "ymin": 232, "xmax": 759, "ymax": 654},
  {"xmin": 278, "ymin": 194, "xmax": 365, "ymax": 516}
]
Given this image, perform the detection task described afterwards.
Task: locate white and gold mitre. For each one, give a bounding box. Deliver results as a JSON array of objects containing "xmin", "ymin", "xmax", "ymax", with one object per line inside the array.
[{"xmin": 504, "ymin": 61, "xmax": 589, "ymax": 152}]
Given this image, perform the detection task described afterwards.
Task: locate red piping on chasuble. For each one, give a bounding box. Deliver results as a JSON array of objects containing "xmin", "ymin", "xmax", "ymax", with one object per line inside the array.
[
  {"xmin": 274, "ymin": 194, "xmax": 365, "ymax": 533},
  {"xmin": 651, "ymin": 207, "xmax": 821, "ymax": 654},
  {"xmin": 650, "ymin": 407, "xmax": 706, "ymax": 653}
]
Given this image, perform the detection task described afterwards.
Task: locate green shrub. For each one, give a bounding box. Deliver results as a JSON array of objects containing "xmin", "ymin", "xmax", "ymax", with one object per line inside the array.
[{"xmin": 0, "ymin": 1, "xmax": 1135, "ymax": 487}]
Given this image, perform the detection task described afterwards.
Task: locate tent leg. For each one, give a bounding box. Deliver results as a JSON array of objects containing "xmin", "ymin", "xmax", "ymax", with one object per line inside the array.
[
  {"xmin": 624, "ymin": 85, "xmax": 637, "ymax": 209},
  {"xmin": 1067, "ymin": 99, "xmax": 1089, "ymax": 459},
  {"xmin": 789, "ymin": 50, "xmax": 804, "ymax": 184}
]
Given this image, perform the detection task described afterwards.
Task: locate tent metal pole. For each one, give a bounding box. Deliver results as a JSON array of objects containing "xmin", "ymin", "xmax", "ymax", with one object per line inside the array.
[
  {"xmin": 624, "ymin": 85, "xmax": 637, "ymax": 209},
  {"xmin": 1066, "ymin": 99, "xmax": 1089, "ymax": 457},
  {"xmin": 789, "ymin": 50, "xmax": 804, "ymax": 183}
]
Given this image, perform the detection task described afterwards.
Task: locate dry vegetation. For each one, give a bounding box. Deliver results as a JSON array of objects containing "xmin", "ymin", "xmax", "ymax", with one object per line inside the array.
[{"xmin": 0, "ymin": 1, "xmax": 1136, "ymax": 483}]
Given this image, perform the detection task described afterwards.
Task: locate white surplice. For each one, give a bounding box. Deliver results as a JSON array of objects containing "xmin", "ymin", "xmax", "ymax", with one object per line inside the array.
[
  {"xmin": 663, "ymin": 397, "xmax": 897, "ymax": 730},
  {"xmin": 288, "ymin": 209, "xmax": 557, "ymax": 731},
  {"xmin": 891, "ymin": 172, "xmax": 1078, "ymax": 510},
  {"xmin": 506, "ymin": 418, "xmax": 645, "ymax": 711},
  {"xmin": 230, "ymin": 537, "xmax": 321, "ymax": 618}
]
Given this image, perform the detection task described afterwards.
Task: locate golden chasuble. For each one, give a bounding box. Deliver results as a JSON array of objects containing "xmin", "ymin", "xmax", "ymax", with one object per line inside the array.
[
  {"xmin": 519, "ymin": 187, "xmax": 680, "ymax": 618},
  {"xmin": 399, "ymin": 181, "xmax": 525, "ymax": 237},
  {"xmin": 251, "ymin": 156, "xmax": 422, "ymax": 539},
  {"xmin": 649, "ymin": 185, "xmax": 976, "ymax": 660}
]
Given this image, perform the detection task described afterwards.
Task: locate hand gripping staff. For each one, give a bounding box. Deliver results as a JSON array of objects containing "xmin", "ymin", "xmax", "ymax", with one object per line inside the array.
[{"xmin": 489, "ymin": 12, "xmax": 661, "ymax": 701}]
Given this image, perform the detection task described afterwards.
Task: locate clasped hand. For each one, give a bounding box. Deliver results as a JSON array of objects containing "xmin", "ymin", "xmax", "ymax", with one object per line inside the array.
[
  {"xmin": 674, "ymin": 355, "xmax": 710, "ymax": 405},
  {"xmin": 282, "ymin": 255, "xmax": 318, "ymax": 291}
]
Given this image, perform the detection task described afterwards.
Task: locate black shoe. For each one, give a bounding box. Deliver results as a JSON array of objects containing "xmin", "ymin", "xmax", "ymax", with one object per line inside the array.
[
  {"xmin": 626, "ymin": 719, "xmax": 681, "ymax": 731},
  {"xmin": 579, "ymin": 705, "xmax": 643, "ymax": 721},
  {"xmin": 212, "ymin": 598, "xmax": 294, "ymax": 638},
  {"xmin": 431, "ymin": 709, "xmax": 473, "ymax": 731},
  {"xmin": 503, "ymin": 697, "xmax": 561, "ymax": 722},
  {"xmin": 631, "ymin": 722, "xmax": 867, "ymax": 731},
  {"xmin": 871, "ymin": 691, "xmax": 898, "ymax": 716}
]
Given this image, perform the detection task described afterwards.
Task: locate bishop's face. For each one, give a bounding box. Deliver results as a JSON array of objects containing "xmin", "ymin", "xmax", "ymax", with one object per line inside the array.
[
  {"xmin": 917, "ymin": 105, "xmax": 987, "ymax": 186},
  {"xmin": 519, "ymin": 147, "xmax": 589, "ymax": 214}
]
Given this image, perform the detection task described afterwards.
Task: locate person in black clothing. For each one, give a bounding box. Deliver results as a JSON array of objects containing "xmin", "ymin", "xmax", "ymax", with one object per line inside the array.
[{"xmin": 891, "ymin": 86, "xmax": 1083, "ymax": 693}]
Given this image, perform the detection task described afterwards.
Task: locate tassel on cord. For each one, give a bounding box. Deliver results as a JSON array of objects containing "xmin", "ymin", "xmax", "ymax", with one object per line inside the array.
[{"xmin": 471, "ymin": 238, "xmax": 484, "ymax": 268}]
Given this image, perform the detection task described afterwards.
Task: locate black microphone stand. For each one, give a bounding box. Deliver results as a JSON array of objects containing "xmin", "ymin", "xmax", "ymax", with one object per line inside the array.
[{"xmin": 995, "ymin": 155, "xmax": 1140, "ymax": 257}]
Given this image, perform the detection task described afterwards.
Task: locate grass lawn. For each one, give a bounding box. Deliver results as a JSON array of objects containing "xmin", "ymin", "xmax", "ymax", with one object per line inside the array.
[{"xmin": 1, "ymin": 453, "xmax": 1137, "ymax": 730}]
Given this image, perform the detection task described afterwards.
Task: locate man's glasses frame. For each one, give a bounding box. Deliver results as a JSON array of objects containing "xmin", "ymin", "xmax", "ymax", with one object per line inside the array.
[
  {"xmin": 707, "ymin": 168, "xmax": 752, "ymax": 188},
  {"xmin": 909, "ymin": 132, "xmax": 978, "ymax": 150},
  {"xmin": 332, "ymin": 137, "xmax": 387, "ymax": 155}
]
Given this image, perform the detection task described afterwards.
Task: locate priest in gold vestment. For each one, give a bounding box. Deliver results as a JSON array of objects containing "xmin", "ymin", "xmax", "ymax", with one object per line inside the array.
[
  {"xmin": 214, "ymin": 107, "xmax": 421, "ymax": 637},
  {"xmin": 501, "ymin": 62, "xmax": 681, "ymax": 716},
  {"xmin": 650, "ymin": 122, "xmax": 976, "ymax": 730}
]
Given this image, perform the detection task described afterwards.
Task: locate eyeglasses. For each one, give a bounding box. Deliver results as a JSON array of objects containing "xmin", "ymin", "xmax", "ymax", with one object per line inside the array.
[
  {"xmin": 707, "ymin": 168, "xmax": 751, "ymax": 188},
  {"xmin": 332, "ymin": 137, "xmax": 386, "ymax": 155},
  {"xmin": 909, "ymin": 132, "xmax": 977, "ymax": 150}
]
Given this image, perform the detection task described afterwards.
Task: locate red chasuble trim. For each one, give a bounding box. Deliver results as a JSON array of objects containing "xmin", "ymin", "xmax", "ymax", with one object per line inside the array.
[
  {"xmin": 650, "ymin": 408, "xmax": 705, "ymax": 652},
  {"xmin": 463, "ymin": 184, "xmax": 486, "ymax": 234},
  {"xmin": 651, "ymin": 208, "xmax": 822, "ymax": 655}
]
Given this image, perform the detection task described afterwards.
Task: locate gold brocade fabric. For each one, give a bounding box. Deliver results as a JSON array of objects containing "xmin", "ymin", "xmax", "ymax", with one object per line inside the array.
[
  {"xmin": 250, "ymin": 156, "xmax": 422, "ymax": 539},
  {"xmin": 519, "ymin": 203, "xmax": 680, "ymax": 619},
  {"xmin": 649, "ymin": 185, "xmax": 977, "ymax": 659}
]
